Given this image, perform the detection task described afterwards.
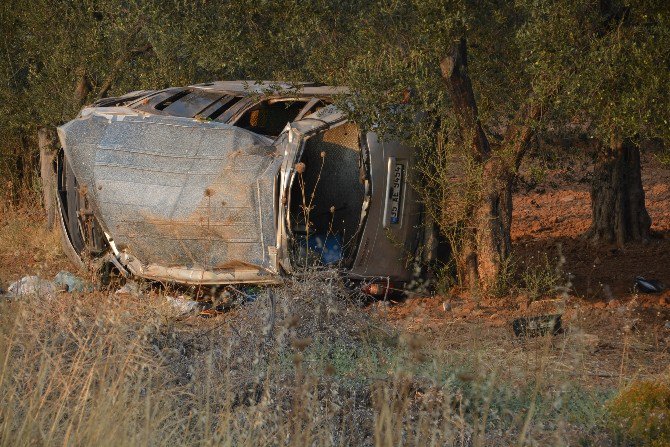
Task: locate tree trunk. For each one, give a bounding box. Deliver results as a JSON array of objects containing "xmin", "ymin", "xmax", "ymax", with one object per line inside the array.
[
  {"xmin": 38, "ymin": 127, "xmax": 58, "ymax": 230},
  {"xmin": 474, "ymin": 161, "xmax": 509, "ymax": 289},
  {"xmin": 588, "ymin": 137, "xmax": 651, "ymax": 246},
  {"xmin": 440, "ymin": 38, "xmax": 506, "ymax": 291},
  {"xmin": 74, "ymin": 66, "xmax": 92, "ymax": 106},
  {"xmin": 499, "ymin": 102, "xmax": 541, "ymax": 250},
  {"xmin": 439, "ymin": 39, "xmax": 540, "ymax": 293}
]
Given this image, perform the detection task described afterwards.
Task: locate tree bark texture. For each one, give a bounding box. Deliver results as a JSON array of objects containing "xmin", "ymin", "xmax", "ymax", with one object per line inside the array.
[
  {"xmin": 38, "ymin": 127, "xmax": 58, "ymax": 230},
  {"xmin": 588, "ymin": 137, "xmax": 651, "ymax": 246},
  {"xmin": 74, "ymin": 66, "xmax": 92, "ymax": 106},
  {"xmin": 440, "ymin": 38, "xmax": 505, "ymax": 291},
  {"xmin": 499, "ymin": 102, "xmax": 541, "ymax": 251},
  {"xmin": 439, "ymin": 38, "xmax": 539, "ymax": 292}
]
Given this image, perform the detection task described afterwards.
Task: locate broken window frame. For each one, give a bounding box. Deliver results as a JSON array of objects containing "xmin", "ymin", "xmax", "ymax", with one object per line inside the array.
[
  {"xmin": 281, "ymin": 118, "xmax": 372, "ymax": 270},
  {"xmin": 229, "ymin": 97, "xmax": 311, "ymax": 138}
]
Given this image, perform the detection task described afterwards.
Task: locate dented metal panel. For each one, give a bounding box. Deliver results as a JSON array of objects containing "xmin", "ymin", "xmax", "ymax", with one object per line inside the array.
[{"xmin": 58, "ymin": 108, "xmax": 282, "ymax": 284}]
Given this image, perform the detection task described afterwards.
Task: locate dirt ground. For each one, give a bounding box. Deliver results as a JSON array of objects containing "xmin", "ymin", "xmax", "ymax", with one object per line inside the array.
[
  {"xmin": 381, "ymin": 147, "xmax": 670, "ymax": 386},
  {"xmin": 1, "ymin": 148, "xmax": 669, "ymax": 444},
  {"xmin": 512, "ymin": 148, "xmax": 670, "ymax": 301}
]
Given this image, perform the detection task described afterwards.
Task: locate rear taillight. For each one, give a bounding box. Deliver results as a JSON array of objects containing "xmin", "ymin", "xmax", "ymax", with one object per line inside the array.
[{"xmin": 362, "ymin": 281, "xmax": 396, "ymax": 296}]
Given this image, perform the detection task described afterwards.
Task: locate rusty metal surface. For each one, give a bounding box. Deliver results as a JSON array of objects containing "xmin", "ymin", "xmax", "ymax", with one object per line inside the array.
[{"xmin": 58, "ymin": 108, "xmax": 281, "ymax": 283}]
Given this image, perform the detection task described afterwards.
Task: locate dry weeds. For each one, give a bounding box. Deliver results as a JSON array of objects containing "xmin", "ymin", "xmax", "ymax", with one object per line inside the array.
[{"xmin": 0, "ymin": 205, "xmax": 667, "ymax": 446}]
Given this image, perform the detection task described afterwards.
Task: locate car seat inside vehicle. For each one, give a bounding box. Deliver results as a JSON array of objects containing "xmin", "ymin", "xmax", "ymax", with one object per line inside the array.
[{"xmin": 236, "ymin": 99, "xmax": 307, "ymax": 137}]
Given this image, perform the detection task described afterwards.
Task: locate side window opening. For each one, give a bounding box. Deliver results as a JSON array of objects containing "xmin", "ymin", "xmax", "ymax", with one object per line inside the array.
[
  {"xmin": 288, "ymin": 122, "xmax": 364, "ymax": 267},
  {"xmin": 204, "ymin": 96, "xmax": 242, "ymax": 120},
  {"xmin": 154, "ymin": 89, "xmax": 191, "ymax": 111},
  {"xmin": 235, "ymin": 100, "xmax": 307, "ymax": 137}
]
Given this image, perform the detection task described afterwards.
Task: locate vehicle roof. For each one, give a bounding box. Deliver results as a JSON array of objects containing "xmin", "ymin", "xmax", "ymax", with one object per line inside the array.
[
  {"xmin": 188, "ymin": 80, "xmax": 349, "ymax": 97},
  {"xmin": 59, "ymin": 110, "xmax": 281, "ymax": 282}
]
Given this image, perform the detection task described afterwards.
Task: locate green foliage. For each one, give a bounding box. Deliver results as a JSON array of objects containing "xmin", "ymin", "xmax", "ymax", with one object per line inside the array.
[
  {"xmin": 518, "ymin": 254, "xmax": 563, "ymax": 301},
  {"xmin": 527, "ymin": 164, "xmax": 549, "ymax": 187},
  {"xmin": 607, "ymin": 380, "xmax": 670, "ymax": 446},
  {"xmin": 487, "ymin": 253, "xmax": 563, "ymax": 300},
  {"xmin": 488, "ymin": 254, "xmax": 518, "ymax": 298},
  {"xmin": 519, "ymin": 0, "xmax": 670, "ymax": 143}
]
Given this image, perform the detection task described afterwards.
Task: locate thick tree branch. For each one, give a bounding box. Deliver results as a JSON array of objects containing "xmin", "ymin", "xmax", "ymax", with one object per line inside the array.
[
  {"xmin": 439, "ymin": 37, "xmax": 491, "ymax": 161},
  {"xmin": 38, "ymin": 127, "xmax": 58, "ymax": 230},
  {"xmin": 74, "ymin": 66, "xmax": 92, "ymax": 106},
  {"xmin": 503, "ymin": 101, "xmax": 541, "ymax": 173}
]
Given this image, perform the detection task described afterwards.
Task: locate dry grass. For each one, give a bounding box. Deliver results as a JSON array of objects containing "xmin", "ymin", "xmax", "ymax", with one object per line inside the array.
[
  {"xmin": 1, "ymin": 203, "xmax": 666, "ymax": 446},
  {"xmin": 0, "ymin": 197, "xmax": 70, "ymax": 286},
  {"xmin": 0, "ymin": 282, "xmax": 612, "ymax": 446}
]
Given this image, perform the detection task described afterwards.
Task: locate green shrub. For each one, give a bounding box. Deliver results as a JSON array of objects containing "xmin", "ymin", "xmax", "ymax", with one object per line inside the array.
[
  {"xmin": 606, "ymin": 380, "xmax": 670, "ymax": 447},
  {"xmin": 519, "ymin": 254, "xmax": 562, "ymax": 302}
]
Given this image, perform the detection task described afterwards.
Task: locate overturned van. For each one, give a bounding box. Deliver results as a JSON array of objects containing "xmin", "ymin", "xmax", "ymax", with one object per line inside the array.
[{"xmin": 55, "ymin": 81, "xmax": 440, "ymax": 292}]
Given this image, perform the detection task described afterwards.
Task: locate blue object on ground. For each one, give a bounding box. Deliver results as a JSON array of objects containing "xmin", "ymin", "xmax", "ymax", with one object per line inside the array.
[
  {"xmin": 238, "ymin": 286, "xmax": 259, "ymax": 302},
  {"xmin": 54, "ymin": 271, "xmax": 93, "ymax": 293},
  {"xmin": 302, "ymin": 233, "xmax": 343, "ymax": 265}
]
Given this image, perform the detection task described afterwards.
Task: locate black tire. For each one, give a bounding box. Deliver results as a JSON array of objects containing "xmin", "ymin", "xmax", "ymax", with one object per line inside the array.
[{"xmin": 56, "ymin": 152, "xmax": 106, "ymax": 271}]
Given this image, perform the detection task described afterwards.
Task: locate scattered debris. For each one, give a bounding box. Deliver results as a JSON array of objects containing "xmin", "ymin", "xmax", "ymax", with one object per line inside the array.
[
  {"xmin": 635, "ymin": 277, "xmax": 665, "ymax": 294},
  {"xmin": 512, "ymin": 314, "xmax": 562, "ymax": 337},
  {"xmin": 115, "ymin": 280, "xmax": 140, "ymax": 297},
  {"xmin": 6, "ymin": 276, "xmax": 57, "ymax": 298},
  {"xmin": 54, "ymin": 271, "xmax": 93, "ymax": 293},
  {"xmin": 165, "ymin": 295, "xmax": 200, "ymax": 314}
]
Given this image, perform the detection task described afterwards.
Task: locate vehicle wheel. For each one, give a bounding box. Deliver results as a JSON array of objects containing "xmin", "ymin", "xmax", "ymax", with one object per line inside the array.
[
  {"xmin": 56, "ymin": 206, "xmax": 87, "ymax": 271},
  {"xmin": 55, "ymin": 151, "xmax": 107, "ymax": 271}
]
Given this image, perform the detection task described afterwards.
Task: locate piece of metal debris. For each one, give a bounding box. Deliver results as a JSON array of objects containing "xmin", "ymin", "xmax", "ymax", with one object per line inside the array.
[
  {"xmin": 6, "ymin": 276, "xmax": 57, "ymax": 298},
  {"xmin": 635, "ymin": 276, "xmax": 665, "ymax": 294},
  {"xmin": 512, "ymin": 314, "xmax": 562, "ymax": 337},
  {"xmin": 165, "ymin": 295, "xmax": 200, "ymax": 314},
  {"xmin": 54, "ymin": 271, "xmax": 93, "ymax": 293}
]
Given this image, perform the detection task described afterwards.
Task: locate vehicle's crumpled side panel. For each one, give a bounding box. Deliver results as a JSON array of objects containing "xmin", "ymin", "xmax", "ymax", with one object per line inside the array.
[{"xmin": 58, "ymin": 109, "xmax": 282, "ymax": 284}]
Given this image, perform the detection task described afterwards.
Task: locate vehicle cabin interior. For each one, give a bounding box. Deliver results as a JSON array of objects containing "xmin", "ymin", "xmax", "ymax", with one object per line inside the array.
[
  {"xmin": 288, "ymin": 122, "xmax": 365, "ymax": 266},
  {"xmin": 126, "ymin": 88, "xmax": 330, "ymax": 138},
  {"xmin": 234, "ymin": 99, "xmax": 307, "ymax": 137}
]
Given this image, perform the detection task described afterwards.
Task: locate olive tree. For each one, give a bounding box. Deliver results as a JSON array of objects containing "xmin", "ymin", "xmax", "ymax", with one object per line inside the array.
[
  {"xmin": 276, "ymin": 0, "xmax": 544, "ymax": 292},
  {"xmin": 521, "ymin": 0, "xmax": 670, "ymax": 246}
]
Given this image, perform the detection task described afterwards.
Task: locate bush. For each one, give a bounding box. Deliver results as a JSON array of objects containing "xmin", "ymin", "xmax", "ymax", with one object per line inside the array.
[
  {"xmin": 606, "ymin": 380, "xmax": 670, "ymax": 446},
  {"xmin": 519, "ymin": 254, "xmax": 563, "ymax": 302}
]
